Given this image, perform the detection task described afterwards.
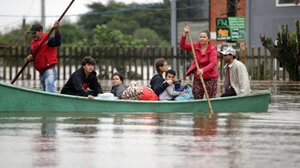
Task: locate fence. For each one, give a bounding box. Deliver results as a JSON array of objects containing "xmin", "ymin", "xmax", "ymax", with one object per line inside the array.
[{"xmin": 0, "ymin": 46, "xmax": 289, "ymax": 82}]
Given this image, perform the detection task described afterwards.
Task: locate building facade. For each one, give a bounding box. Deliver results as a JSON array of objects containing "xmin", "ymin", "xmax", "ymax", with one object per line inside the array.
[{"xmin": 247, "ymin": 0, "xmax": 300, "ymax": 47}]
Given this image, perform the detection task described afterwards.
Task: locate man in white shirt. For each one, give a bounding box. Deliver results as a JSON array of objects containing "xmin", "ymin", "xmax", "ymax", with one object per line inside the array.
[{"xmin": 220, "ymin": 46, "xmax": 251, "ymax": 97}]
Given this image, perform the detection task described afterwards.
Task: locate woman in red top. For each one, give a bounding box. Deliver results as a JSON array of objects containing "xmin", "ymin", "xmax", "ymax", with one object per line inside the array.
[{"xmin": 180, "ymin": 26, "xmax": 219, "ymax": 99}]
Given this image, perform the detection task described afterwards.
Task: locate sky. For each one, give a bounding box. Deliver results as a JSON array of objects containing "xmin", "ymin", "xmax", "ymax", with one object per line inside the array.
[{"xmin": 0, "ymin": 0, "xmax": 163, "ymax": 33}]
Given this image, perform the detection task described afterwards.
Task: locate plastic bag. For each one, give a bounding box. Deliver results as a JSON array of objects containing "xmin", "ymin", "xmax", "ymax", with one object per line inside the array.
[{"xmin": 175, "ymin": 85, "xmax": 194, "ymax": 101}]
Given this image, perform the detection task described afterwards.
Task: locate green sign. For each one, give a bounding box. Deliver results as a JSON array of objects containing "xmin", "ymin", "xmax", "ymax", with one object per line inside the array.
[
  {"xmin": 228, "ymin": 17, "xmax": 245, "ymax": 41},
  {"xmin": 216, "ymin": 18, "xmax": 230, "ymax": 40},
  {"xmin": 216, "ymin": 17, "xmax": 245, "ymax": 41}
]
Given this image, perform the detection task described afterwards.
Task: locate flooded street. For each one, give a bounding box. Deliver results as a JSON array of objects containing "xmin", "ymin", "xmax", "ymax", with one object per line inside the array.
[{"xmin": 0, "ymin": 81, "xmax": 299, "ymax": 168}]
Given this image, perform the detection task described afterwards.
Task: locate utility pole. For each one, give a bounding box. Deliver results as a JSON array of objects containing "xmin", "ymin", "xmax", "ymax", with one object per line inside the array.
[
  {"xmin": 22, "ymin": 18, "xmax": 31, "ymax": 79},
  {"xmin": 171, "ymin": 0, "xmax": 177, "ymax": 70},
  {"xmin": 171, "ymin": 0, "xmax": 177, "ymax": 56},
  {"xmin": 22, "ymin": 18, "xmax": 26, "ymax": 47},
  {"xmin": 41, "ymin": 0, "xmax": 45, "ymax": 27}
]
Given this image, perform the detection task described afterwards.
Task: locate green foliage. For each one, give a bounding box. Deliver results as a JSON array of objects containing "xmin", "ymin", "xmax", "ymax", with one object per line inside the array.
[
  {"xmin": 79, "ymin": 25, "xmax": 147, "ymax": 47},
  {"xmin": 260, "ymin": 20, "xmax": 300, "ymax": 81},
  {"xmin": 133, "ymin": 28, "xmax": 169, "ymax": 47},
  {"xmin": 0, "ymin": 0, "xmax": 171, "ymax": 47},
  {"xmin": 0, "ymin": 21, "xmax": 86, "ymax": 47},
  {"xmin": 77, "ymin": 0, "xmax": 171, "ymax": 44},
  {"xmin": 59, "ymin": 22, "xmax": 87, "ymax": 46},
  {"xmin": 0, "ymin": 27, "xmax": 30, "ymax": 47},
  {"xmin": 107, "ymin": 19, "xmax": 140, "ymax": 35}
]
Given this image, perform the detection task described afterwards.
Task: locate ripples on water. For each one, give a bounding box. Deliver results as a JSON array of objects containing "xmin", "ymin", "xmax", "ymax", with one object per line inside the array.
[{"xmin": 0, "ymin": 81, "xmax": 299, "ymax": 168}]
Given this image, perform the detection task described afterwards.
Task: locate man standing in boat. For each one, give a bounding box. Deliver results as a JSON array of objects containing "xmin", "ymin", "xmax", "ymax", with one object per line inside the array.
[
  {"xmin": 26, "ymin": 21, "xmax": 61, "ymax": 93},
  {"xmin": 60, "ymin": 56, "xmax": 103, "ymax": 99},
  {"xmin": 220, "ymin": 46, "xmax": 251, "ymax": 97}
]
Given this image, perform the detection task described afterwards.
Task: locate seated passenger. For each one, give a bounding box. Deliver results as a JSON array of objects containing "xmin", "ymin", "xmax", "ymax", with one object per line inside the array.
[
  {"xmin": 220, "ymin": 46, "xmax": 251, "ymax": 97},
  {"xmin": 150, "ymin": 58, "xmax": 172, "ymax": 96},
  {"xmin": 60, "ymin": 56, "xmax": 103, "ymax": 99},
  {"xmin": 110, "ymin": 72, "xmax": 127, "ymax": 99}
]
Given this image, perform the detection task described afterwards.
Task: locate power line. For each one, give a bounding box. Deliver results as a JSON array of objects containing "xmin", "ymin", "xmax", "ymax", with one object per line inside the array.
[
  {"xmin": 0, "ymin": 19, "xmax": 23, "ymax": 28},
  {"xmin": 0, "ymin": 4, "xmax": 201, "ymax": 19}
]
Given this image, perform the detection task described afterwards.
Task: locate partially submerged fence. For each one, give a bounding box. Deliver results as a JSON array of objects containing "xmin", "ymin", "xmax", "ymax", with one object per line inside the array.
[{"xmin": 0, "ymin": 46, "xmax": 289, "ymax": 82}]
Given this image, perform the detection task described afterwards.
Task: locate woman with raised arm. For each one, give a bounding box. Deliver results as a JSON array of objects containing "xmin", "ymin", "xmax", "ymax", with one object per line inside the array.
[{"xmin": 180, "ymin": 26, "xmax": 219, "ymax": 99}]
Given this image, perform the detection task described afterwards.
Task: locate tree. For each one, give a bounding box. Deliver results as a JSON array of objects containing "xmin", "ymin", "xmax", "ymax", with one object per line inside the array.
[
  {"xmin": 1, "ymin": 1, "xmax": 171, "ymax": 47},
  {"xmin": 0, "ymin": 21, "xmax": 87, "ymax": 47},
  {"xmin": 260, "ymin": 20, "xmax": 300, "ymax": 81},
  {"xmin": 107, "ymin": 19, "xmax": 140, "ymax": 35},
  {"xmin": 79, "ymin": 25, "xmax": 147, "ymax": 47},
  {"xmin": 133, "ymin": 28, "xmax": 169, "ymax": 47},
  {"xmin": 77, "ymin": 0, "xmax": 171, "ymax": 45},
  {"xmin": 0, "ymin": 27, "xmax": 30, "ymax": 47},
  {"xmin": 59, "ymin": 22, "xmax": 87, "ymax": 46}
]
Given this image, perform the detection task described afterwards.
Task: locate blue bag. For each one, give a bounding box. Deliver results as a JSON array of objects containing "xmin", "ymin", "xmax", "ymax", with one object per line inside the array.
[{"xmin": 175, "ymin": 85, "xmax": 195, "ymax": 101}]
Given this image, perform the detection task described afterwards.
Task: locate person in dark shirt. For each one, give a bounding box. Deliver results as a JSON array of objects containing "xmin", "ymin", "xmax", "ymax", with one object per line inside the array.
[
  {"xmin": 150, "ymin": 58, "xmax": 172, "ymax": 96},
  {"xmin": 60, "ymin": 56, "xmax": 103, "ymax": 99}
]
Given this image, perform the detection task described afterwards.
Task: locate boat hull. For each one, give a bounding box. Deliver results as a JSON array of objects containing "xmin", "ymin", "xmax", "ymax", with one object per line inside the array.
[{"xmin": 0, "ymin": 82, "xmax": 271, "ymax": 113}]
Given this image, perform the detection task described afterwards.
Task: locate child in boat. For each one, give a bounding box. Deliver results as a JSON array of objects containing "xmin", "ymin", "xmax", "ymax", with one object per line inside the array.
[
  {"xmin": 150, "ymin": 58, "xmax": 172, "ymax": 96},
  {"xmin": 159, "ymin": 69, "xmax": 187, "ymax": 100},
  {"xmin": 110, "ymin": 72, "xmax": 127, "ymax": 99}
]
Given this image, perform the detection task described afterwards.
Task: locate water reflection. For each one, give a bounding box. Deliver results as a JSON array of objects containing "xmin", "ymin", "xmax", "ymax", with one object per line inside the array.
[
  {"xmin": 193, "ymin": 114, "xmax": 217, "ymax": 137},
  {"xmin": 65, "ymin": 118, "xmax": 99, "ymax": 137},
  {"xmin": 32, "ymin": 117, "xmax": 58, "ymax": 168},
  {"xmin": 40, "ymin": 117, "xmax": 57, "ymax": 137}
]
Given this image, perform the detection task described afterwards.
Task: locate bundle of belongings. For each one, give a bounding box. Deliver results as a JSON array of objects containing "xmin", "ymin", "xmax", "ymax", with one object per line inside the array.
[
  {"xmin": 122, "ymin": 81, "xmax": 158, "ymax": 100},
  {"xmin": 173, "ymin": 80, "xmax": 195, "ymax": 101}
]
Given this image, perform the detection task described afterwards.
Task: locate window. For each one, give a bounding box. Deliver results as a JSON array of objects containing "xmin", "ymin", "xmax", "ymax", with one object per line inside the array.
[{"xmin": 276, "ymin": 0, "xmax": 300, "ymax": 7}]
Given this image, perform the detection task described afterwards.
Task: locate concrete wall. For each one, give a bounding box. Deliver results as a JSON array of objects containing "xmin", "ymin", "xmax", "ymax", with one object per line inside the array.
[{"xmin": 247, "ymin": 0, "xmax": 300, "ymax": 47}]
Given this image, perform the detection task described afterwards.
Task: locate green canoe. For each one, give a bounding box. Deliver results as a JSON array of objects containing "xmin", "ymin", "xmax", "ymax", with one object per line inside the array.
[{"xmin": 0, "ymin": 82, "xmax": 271, "ymax": 113}]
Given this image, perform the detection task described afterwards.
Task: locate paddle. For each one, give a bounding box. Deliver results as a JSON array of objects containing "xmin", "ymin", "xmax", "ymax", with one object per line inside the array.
[
  {"xmin": 186, "ymin": 31, "xmax": 214, "ymax": 114},
  {"xmin": 11, "ymin": 0, "xmax": 76, "ymax": 84}
]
